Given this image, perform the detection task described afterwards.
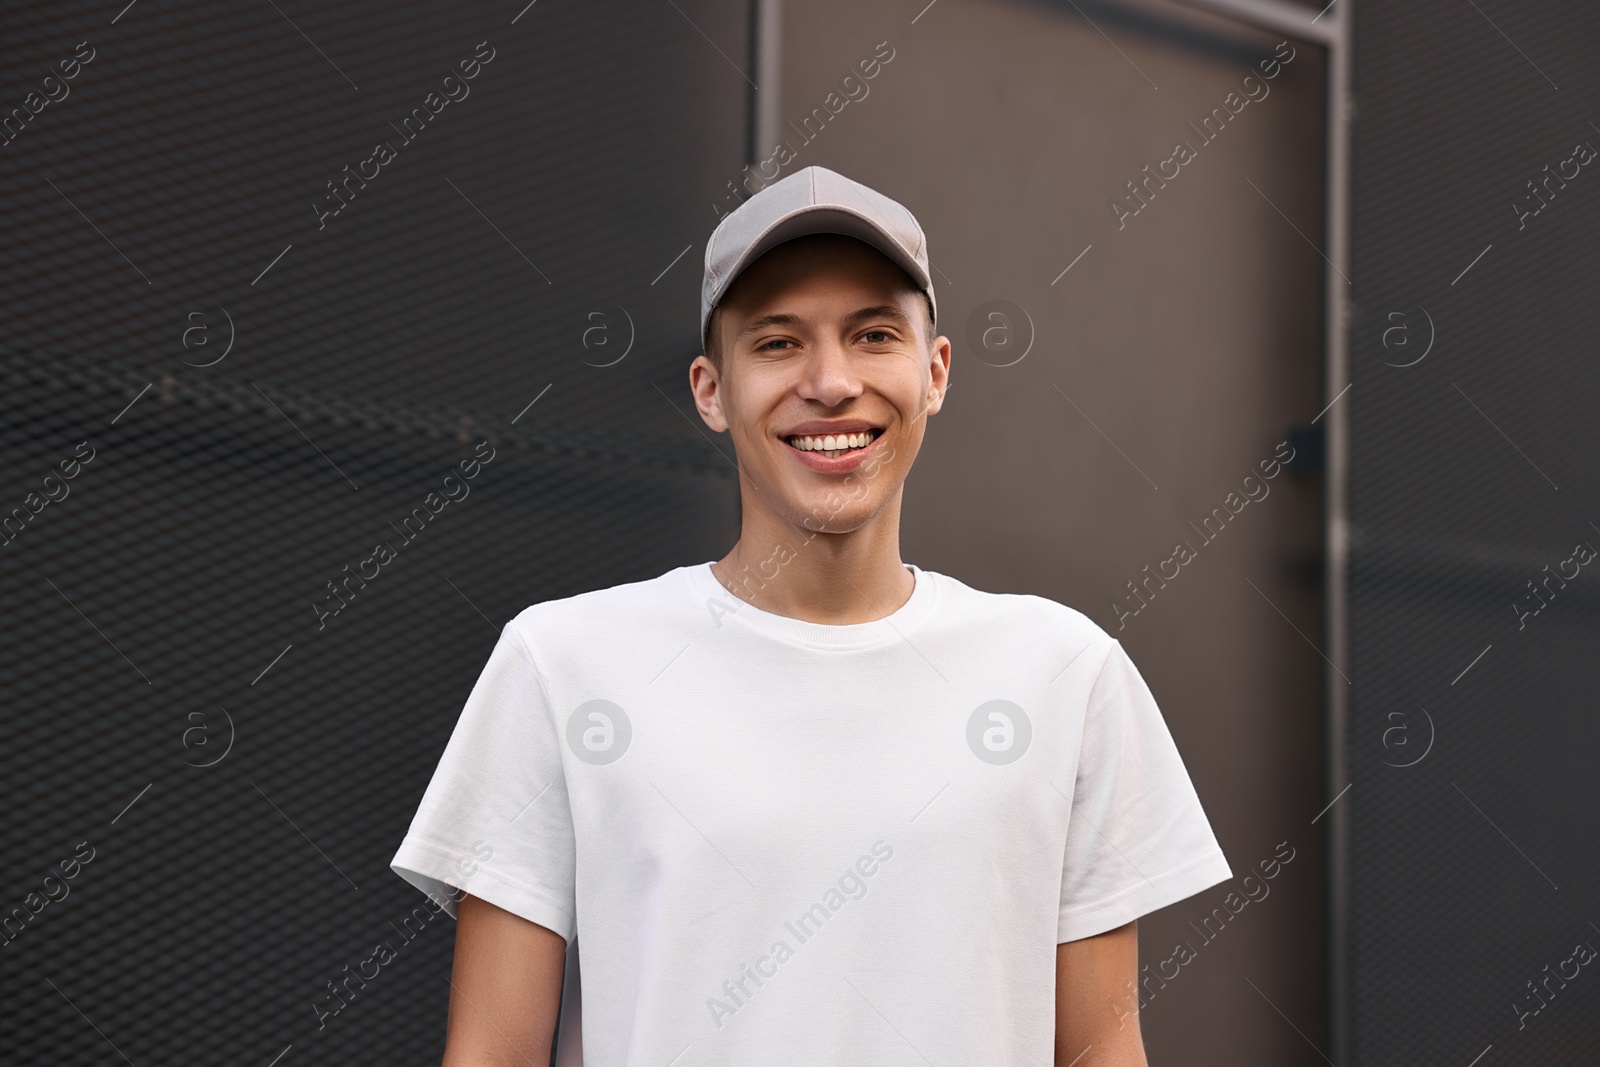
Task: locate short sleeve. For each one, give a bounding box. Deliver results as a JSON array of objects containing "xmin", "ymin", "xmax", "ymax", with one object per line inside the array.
[
  {"xmin": 1057, "ymin": 639, "xmax": 1232, "ymax": 942},
  {"xmin": 390, "ymin": 620, "xmax": 577, "ymax": 942}
]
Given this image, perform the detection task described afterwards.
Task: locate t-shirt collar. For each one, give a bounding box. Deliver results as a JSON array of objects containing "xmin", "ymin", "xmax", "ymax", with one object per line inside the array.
[{"xmin": 685, "ymin": 559, "xmax": 939, "ymax": 651}]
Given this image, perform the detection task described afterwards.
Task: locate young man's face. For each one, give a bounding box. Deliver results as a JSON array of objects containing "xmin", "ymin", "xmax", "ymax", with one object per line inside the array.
[{"xmin": 690, "ymin": 234, "xmax": 951, "ymax": 536}]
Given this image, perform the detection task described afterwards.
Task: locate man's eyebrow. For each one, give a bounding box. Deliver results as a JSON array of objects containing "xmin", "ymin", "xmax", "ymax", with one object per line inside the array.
[
  {"xmin": 736, "ymin": 312, "xmax": 804, "ymax": 337},
  {"xmin": 843, "ymin": 305, "xmax": 912, "ymax": 326}
]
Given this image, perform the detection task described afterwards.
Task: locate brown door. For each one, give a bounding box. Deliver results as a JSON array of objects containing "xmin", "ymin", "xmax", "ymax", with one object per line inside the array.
[{"xmin": 768, "ymin": 1, "xmax": 1329, "ymax": 1063}]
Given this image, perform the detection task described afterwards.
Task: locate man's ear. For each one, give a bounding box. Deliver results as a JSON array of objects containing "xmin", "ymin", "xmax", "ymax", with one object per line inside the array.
[
  {"xmin": 689, "ymin": 354, "xmax": 730, "ymax": 432},
  {"xmin": 926, "ymin": 334, "xmax": 952, "ymax": 416}
]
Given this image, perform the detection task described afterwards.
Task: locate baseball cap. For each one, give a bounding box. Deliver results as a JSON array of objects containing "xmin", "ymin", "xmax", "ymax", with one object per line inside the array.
[{"xmin": 700, "ymin": 165, "xmax": 936, "ymax": 351}]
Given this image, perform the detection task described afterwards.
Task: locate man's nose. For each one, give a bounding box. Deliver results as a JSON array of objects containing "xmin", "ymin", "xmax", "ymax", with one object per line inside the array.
[{"xmin": 797, "ymin": 336, "xmax": 860, "ymax": 405}]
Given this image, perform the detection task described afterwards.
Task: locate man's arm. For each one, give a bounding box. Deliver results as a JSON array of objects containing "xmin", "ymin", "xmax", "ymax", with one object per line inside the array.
[
  {"xmin": 1056, "ymin": 919, "xmax": 1147, "ymax": 1067},
  {"xmin": 440, "ymin": 892, "xmax": 568, "ymax": 1067}
]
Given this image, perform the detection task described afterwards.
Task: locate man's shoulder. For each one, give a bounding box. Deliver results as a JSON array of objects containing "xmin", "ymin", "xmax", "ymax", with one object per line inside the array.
[
  {"xmin": 504, "ymin": 563, "xmax": 696, "ymax": 639},
  {"xmin": 925, "ymin": 568, "xmax": 1115, "ymax": 650}
]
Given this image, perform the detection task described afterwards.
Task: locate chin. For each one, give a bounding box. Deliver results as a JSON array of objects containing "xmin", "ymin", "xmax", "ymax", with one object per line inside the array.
[{"xmin": 790, "ymin": 499, "xmax": 878, "ymax": 535}]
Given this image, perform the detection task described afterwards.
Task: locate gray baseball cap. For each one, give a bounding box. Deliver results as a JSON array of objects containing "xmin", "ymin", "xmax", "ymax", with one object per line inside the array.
[{"xmin": 700, "ymin": 165, "xmax": 936, "ymax": 350}]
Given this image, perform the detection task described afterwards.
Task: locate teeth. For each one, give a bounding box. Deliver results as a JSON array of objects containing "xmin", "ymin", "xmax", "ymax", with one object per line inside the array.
[{"xmin": 786, "ymin": 430, "xmax": 878, "ymax": 453}]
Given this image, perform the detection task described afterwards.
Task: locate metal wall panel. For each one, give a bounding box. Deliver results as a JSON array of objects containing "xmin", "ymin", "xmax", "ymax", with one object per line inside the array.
[
  {"xmin": 0, "ymin": 1, "xmax": 747, "ymax": 1062},
  {"xmin": 1347, "ymin": 3, "xmax": 1600, "ymax": 1063}
]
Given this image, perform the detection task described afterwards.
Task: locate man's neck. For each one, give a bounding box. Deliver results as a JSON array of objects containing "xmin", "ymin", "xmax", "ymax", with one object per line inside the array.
[{"xmin": 710, "ymin": 508, "xmax": 914, "ymax": 626}]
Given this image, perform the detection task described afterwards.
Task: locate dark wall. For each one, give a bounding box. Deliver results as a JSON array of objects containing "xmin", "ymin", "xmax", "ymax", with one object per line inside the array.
[
  {"xmin": 1347, "ymin": 2, "xmax": 1600, "ymax": 1063},
  {"xmin": 0, "ymin": 1, "xmax": 745, "ymax": 1062}
]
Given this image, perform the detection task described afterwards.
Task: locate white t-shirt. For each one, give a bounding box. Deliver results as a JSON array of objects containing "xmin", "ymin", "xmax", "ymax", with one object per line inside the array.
[{"xmin": 391, "ymin": 560, "xmax": 1232, "ymax": 1065}]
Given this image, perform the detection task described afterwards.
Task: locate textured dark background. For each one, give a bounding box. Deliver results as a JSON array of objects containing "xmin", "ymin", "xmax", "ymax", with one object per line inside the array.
[
  {"xmin": 3, "ymin": 0, "xmax": 1599, "ymax": 1064},
  {"xmin": 0, "ymin": 1, "xmax": 744, "ymax": 1063},
  {"xmin": 1345, "ymin": 3, "xmax": 1600, "ymax": 1065}
]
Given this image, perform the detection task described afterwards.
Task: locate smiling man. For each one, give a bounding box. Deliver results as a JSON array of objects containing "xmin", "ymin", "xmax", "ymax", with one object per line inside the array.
[{"xmin": 392, "ymin": 165, "xmax": 1233, "ymax": 1067}]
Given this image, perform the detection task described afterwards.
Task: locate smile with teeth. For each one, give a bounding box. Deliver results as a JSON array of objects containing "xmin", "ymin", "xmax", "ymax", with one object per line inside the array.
[{"xmin": 785, "ymin": 429, "xmax": 882, "ymax": 458}]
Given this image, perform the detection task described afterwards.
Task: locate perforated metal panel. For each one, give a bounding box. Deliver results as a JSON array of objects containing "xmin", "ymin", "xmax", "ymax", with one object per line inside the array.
[
  {"xmin": 1347, "ymin": 3, "xmax": 1600, "ymax": 1063},
  {"xmin": 0, "ymin": 1, "xmax": 745, "ymax": 1062}
]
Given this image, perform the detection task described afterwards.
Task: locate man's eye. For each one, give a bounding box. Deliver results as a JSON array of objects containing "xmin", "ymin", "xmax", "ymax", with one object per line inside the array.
[
  {"xmin": 862, "ymin": 330, "xmax": 892, "ymax": 343},
  {"xmin": 760, "ymin": 339, "xmax": 793, "ymax": 350}
]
